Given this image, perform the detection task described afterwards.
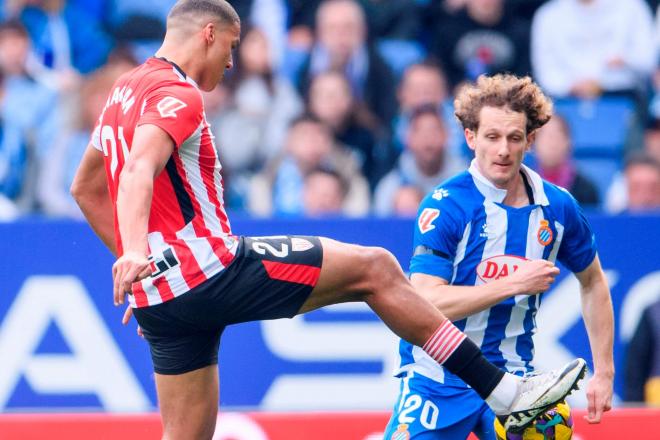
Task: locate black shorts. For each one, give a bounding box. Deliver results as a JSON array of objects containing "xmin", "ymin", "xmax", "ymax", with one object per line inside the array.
[{"xmin": 133, "ymin": 235, "xmax": 323, "ymax": 375}]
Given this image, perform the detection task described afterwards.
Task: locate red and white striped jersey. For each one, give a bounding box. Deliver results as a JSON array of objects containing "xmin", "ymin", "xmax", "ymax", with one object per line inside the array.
[{"xmin": 91, "ymin": 57, "xmax": 238, "ymax": 308}]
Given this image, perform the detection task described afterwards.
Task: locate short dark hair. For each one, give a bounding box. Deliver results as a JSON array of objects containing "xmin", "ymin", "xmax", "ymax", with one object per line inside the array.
[
  {"xmin": 289, "ymin": 113, "xmax": 325, "ymax": 130},
  {"xmin": 625, "ymin": 151, "xmax": 660, "ymax": 173},
  {"xmin": 0, "ymin": 19, "xmax": 29, "ymax": 38},
  {"xmin": 306, "ymin": 166, "xmax": 349, "ymax": 196},
  {"xmin": 168, "ymin": 0, "xmax": 240, "ymax": 25},
  {"xmin": 399, "ymin": 59, "xmax": 448, "ymax": 90},
  {"xmin": 409, "ymin": 103, "xmax": 445, "ymax": 128}
]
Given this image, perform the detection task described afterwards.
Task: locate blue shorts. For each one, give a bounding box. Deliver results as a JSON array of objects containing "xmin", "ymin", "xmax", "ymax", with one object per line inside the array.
[
  {"xmin": 383, "ymin": 371, "xmax": 496, "ymax": 440},
  {"xmin": 133, "ymin": 235, "xmax": 323, "ymax": 375}
]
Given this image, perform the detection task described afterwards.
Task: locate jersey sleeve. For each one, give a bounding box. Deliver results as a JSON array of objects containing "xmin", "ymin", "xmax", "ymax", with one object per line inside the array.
[
  {"xmin": 137, "ymin": 83, "xmax": 204, "ymax": 148},
  {"xmin": 556, "ymin": 192, "xmax": 597, "ymax": 273},
  {"xmin": 90, "ymin": 118, "xmax": 102, "ymax": 151},
  {"xmin": 409, "ymin": 192, "xmax": 466, "ymax": 281}
]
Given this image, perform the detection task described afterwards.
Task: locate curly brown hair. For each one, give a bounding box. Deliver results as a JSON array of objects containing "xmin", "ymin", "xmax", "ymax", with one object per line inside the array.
[{"xmin": 454, "ymin": 74, "xmax": 553, "ymax": 134}]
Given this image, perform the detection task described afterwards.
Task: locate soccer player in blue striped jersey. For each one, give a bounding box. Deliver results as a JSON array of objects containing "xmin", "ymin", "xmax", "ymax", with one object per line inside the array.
[{"xmin": 384, "ymin": 74, "xmax": 614, "ymax": 440}]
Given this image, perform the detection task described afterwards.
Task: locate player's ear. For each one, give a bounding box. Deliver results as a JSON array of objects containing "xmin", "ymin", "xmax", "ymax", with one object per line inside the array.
[
  {"xmin": 202, "ymin": 22, "xmax": 216, "ymax": 44},
  {"xmin": 465, "ymin": 128, "xmax": 476, "ymax": 152},
  {"xmin": 525, "ymin": 130, "xmax": 536, "ymax": 152}
]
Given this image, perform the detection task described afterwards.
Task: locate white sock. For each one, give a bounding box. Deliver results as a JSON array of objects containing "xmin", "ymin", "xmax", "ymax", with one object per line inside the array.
[{"xmin": 485, "ymin": 372, "xmax": 521, "ymax": 415}]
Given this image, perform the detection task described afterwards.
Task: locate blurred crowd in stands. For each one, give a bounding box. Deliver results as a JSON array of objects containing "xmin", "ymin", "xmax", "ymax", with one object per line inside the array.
[{"xmin": 1, "ymin": 0, "xmax": 660, "ymax": 221}]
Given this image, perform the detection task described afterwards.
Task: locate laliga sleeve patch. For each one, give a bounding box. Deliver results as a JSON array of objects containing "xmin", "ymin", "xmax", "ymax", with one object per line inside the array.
[
  {"xmin": 418, "ymin": 208, "xmax": 440, "ymax": 234},
  {"xmin": 157, "ymin": 96, "xmax": 187, "ymax": 118}
]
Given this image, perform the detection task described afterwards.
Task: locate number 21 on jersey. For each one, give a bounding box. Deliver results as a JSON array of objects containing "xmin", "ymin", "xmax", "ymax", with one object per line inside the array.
[{"xmin": 100, "ymin": 125, "xmax": 130, "ymax": 184}]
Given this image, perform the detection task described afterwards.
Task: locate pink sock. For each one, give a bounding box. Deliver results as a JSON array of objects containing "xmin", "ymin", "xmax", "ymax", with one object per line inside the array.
[{"xmin": 422, "ymin": 320, "xmax": 467, "ymax": 364}]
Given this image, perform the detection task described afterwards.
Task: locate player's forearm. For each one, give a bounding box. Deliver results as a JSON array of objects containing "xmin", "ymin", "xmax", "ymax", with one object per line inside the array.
[
  {"xmin": 116, "ymin": 167, "xmax": 153, "ymax": 255},
  {"xmin": 419, "ymin": 281, "xmax": 516, "ymax": 321},
  {"xmin": 76, "ymin": 191, "xmax": 117, "ymax": 255},
  {"xmin": 580, "ymin": 275, "xmax": 615, "ymax": 378}
]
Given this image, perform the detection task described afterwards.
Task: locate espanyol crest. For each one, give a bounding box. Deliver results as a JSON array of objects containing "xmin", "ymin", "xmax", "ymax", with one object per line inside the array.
[{"xmin": 537, "ymin": 219, "xmax": 554, "ymax": 246}]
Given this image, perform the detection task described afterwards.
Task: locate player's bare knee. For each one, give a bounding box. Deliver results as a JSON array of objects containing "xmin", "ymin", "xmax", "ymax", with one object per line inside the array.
[{"xmin": 363, "ymin": 246, "xmax": 405, "ymax": 293}]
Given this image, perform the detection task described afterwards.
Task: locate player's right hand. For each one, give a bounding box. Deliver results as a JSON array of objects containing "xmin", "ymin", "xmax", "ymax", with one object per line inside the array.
[
  {"xmin": 509, "ymin": 259, "xmax": 560, "ymax": 295},
  {"xmin": 112, "ymin": 251, "xmax": 151, "ymax": 306}
]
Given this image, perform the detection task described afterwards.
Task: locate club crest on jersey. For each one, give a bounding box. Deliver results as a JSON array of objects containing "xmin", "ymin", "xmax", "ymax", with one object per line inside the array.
[
  {"xmin": 291, "ymin": 237, "xmax": 314, "ymax": 252},
  {"xmin": 418, "ymin": 208, "xmax": 440, "ymax": 234},
  {"xmin": 157, "ymin": 96, "xmax": 187, "ymax": 118},
  {"xmin": 476, "ymin": 255, "xmax": 527, "ymax": 283},
  {"xmin": 390, "ymin": 424, "xmax": 410, "ymax": 440},
  {"xmin": 537, "ymin": 219, "xmax": 554, "ymax": 246}
]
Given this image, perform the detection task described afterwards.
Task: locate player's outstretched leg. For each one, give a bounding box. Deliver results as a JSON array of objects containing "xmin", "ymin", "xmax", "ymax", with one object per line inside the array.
[
  {"xmin": 154, "ymin": 365, "xmax": 219, "ymax": 440},
  {"xmin": 300, "ymin": 238, "xmax": 585, "ymax": 430}
]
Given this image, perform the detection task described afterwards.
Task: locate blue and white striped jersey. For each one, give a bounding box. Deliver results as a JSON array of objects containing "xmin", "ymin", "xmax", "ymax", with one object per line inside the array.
[{"xmin": 396, "ymin": 160, "xmax": 597, "ymax": 385}]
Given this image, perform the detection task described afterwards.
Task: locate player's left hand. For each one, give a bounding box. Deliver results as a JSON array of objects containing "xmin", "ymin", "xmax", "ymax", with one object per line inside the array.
[{"xmin": 584, "ymin": 373, "xmax": 613, "ymax": 423}]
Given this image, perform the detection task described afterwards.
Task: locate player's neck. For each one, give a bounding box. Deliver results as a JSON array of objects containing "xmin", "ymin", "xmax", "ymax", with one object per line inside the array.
[
  {"xmin": 501, "ymin": 173, "xmax": 530, "ymax": 207},
  {"xmin": 155, "ymin": 43, "xmax": 203, "ymax": 86}
]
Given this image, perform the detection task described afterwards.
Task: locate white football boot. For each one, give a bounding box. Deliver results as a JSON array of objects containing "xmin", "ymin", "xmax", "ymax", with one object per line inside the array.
[{"xmin": 499, "ymin": 358, "xmax": 587, "ymax": 432}]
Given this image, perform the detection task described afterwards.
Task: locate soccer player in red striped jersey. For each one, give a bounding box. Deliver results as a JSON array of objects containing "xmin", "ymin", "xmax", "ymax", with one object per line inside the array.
[{"xmin": 71, "ymin": 1, "xmax": 586, "ymax": 438}]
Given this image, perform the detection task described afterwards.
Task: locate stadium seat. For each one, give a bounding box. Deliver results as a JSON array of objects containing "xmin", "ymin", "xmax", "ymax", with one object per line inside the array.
[
  {"xmin": 376, "ymin": 39, "xmax": 426, "ymax": 78},
  {"xmin": 554, "ymin": 97, "xmax": 635, "ymax": 159}
]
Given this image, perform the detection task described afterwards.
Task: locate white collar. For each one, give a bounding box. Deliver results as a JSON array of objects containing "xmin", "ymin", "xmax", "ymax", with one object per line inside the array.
[{"xmin": 468, "ymin": 159, "xmax": 550, "ymax": 206}]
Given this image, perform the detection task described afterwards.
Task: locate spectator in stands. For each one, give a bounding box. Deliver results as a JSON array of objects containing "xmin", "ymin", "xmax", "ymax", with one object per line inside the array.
[
  {"xmin": 392, "ymin": 185, "xmax": 424, "ymax": 217},
  {"xmin": 606, "ymin": 121, "xmax": 660, "ymax": 212},
  {"xmin": 643, "ymin": 120, "xmax": 660, "ymax": 164},
  {"xmin": 211, "ymin": 25, "xmax": 304, "ymax": 210},
  {"xmin": 608, "ymin": 151, "xmax": 660, "ymax": 213},
  {"xmin": 295, "ymin": 0, "xmax": 397, "ymax": 127},
  {"xmin": 374, "ymin": 105, "xmax": 465, "ymax": 216},
  {"xmin": 287, "ymin": 0, "xmax": 421, "ymax": 43},
  {"xmin": 623, "ymin": 153, "xmax": 660, "ymax": 212},
  {"xmin": 307, "ymin": 70, "xmax": 384, "ymax": 186},
  {"xmin": 533, "ymin": 114, "xmax": 600, "ymax": 207},
  {"xmin": 249, "ymin": 115, "xmax": 369, "ymax": 217},
  {"xmin": 303, "ymin": 167, "xmax": 348, "ymax": 217},
  {"xmin": 108, "ymin": 0, "xmax": 174, "ymax": 32},
  {"xmin": 286, "ymin": 0, "xmax": 323, "ymax": 51},
  {"xmin": 36, "ymin": 55, "xmax": 137, "ymax": 218},
  {"xmin": 12, "ymin": 0, "xmax": 113, "ymax": 77},
  {"xmin": 625, "ymin": 297, "xmax": 660, "ymax": 404},
  {"xmin": 429, "ymin": 0, "xmax": 531, "ymax": 89},
  {"xmin": 0, "ymin": 70, "xmax": 21, "ymax": 220},
  {"xmin": 188, "ymin": 0, "xmax": 288, "ymax": 70},
  {"xmin": 108, "ymin": 0, "xmax": 170, "ymax": 63},
  {"xmin": 393, "ymin": 61, "xmax": 465, "ymax": 162},
  {"xmin": 531, "ymin": 0, "xmax": 656, "ymax": 99},
  {"xmin": 0, "ymin": 20, "xmax": 58, "ymax": 210}
]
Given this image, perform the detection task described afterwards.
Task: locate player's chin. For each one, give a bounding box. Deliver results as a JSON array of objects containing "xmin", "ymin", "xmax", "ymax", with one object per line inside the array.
[
  {"xmin": 489, "ymin": 167, "xmax": 514, "ymax": 184},
  {"xmin": 201, "ymin": 81, "xmax": 219, "ymax": 92}
]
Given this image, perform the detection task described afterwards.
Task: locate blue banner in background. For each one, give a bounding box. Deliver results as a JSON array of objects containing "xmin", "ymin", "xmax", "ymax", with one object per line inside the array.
[{"xmin": 0, "ymin": 215, "xmax": 658, "ymax": 412}]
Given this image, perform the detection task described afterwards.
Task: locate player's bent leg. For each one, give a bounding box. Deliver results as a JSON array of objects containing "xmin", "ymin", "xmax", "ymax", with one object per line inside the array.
[
  {"xmin": 298, "ymin": 237, "xmax": 446, "ymax": 346},
  {"xmin": 155, "ymin": 365, "xmax": 219, "ymax": 440},
  {"xmin": 301, "ymin": 238, "xmax": 586, "ymax": 431}
]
